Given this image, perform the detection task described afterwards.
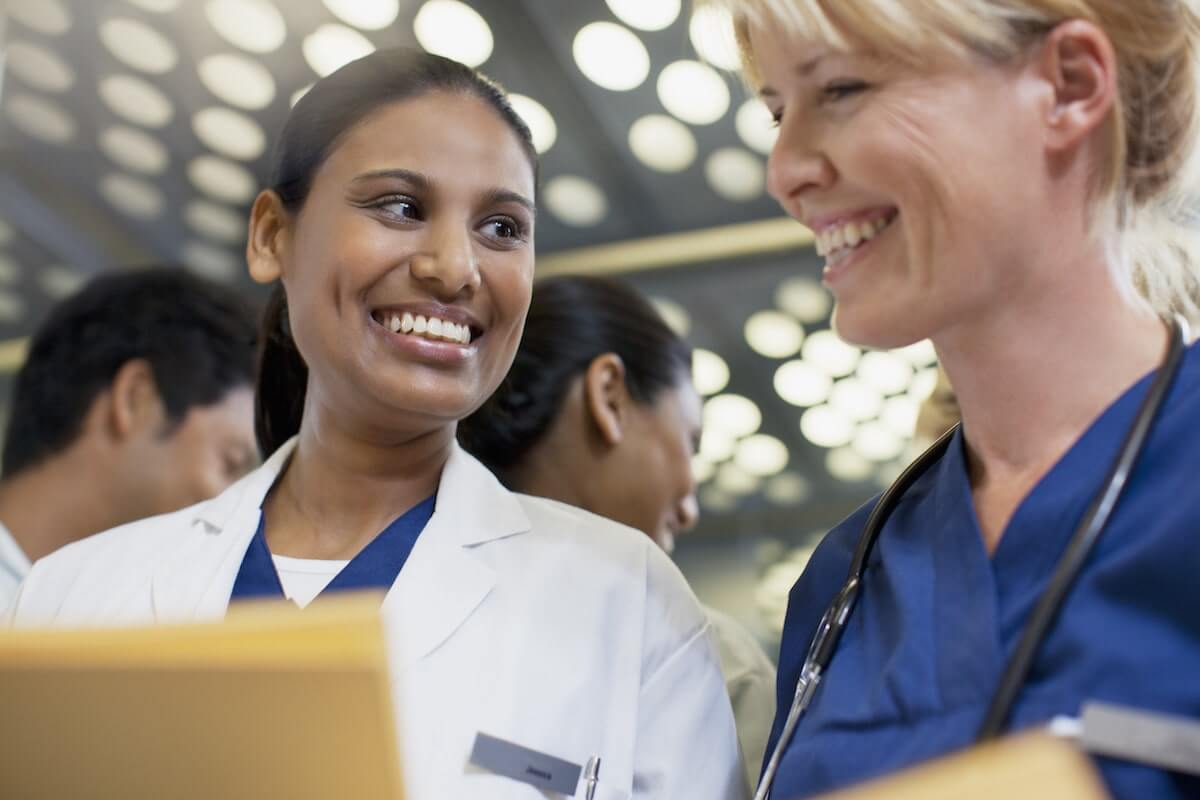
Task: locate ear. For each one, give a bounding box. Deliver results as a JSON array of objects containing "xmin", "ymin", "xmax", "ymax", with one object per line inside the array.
[
  {"xmin": 582, "ymin": 353, "xmax": 630, "ymax": 447},
  {"xmin": 1034, "ymin": 20, "xmax": 1118, "ymax": 155},
  {"xmin": 107, "ymin": 359, "xmax": 167, "ymax": 441},
  {"xmin": 247, "ymin": 189, "xmax": 291, "ymax": 285}
]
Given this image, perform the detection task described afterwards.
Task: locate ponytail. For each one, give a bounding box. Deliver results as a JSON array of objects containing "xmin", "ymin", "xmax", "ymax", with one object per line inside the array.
[{"xmin": 254, "ymin": 284, "xmax": 307, "ymax": 457}]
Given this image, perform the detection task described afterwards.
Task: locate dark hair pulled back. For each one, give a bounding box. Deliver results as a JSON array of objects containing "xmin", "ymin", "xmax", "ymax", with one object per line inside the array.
[
  {"xmin": 255, "ymin": 47, "xmax": 537, "ymax": 457},
  {"xmin": 458, "ymin": 275, "xmax": 692, "ymax": 479}
]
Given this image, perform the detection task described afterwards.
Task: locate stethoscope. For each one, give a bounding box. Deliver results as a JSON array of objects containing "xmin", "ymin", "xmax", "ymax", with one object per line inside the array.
[{"xmin": 754, "ymin": 317, "xmax": 1188, "ymax": 800}]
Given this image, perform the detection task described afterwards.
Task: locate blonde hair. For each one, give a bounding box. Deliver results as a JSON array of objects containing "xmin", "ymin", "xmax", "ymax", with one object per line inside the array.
[{"xmin": 713, "ymin": 0, "xmax": 1200, "ymax": 324}]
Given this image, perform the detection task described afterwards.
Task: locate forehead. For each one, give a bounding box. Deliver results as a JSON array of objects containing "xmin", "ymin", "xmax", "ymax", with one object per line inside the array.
[{"xmin": 316, "ymin": 90, "xmax": 535, "ymax": 199}]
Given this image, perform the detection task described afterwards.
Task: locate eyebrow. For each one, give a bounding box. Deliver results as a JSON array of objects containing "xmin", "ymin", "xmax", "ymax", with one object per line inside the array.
[
  {"xmin": 350, "ymin": 168, "xmax": 535, "ymax": 217},
  {"xmin": 759, "ymin": 53, "xmax": 829, "ymax": 97}
]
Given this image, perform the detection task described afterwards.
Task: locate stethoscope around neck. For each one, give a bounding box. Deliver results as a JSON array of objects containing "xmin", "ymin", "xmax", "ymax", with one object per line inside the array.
[{"xmin": 754, "ymin": 317, "xmax": 1189, "ymax": 800}]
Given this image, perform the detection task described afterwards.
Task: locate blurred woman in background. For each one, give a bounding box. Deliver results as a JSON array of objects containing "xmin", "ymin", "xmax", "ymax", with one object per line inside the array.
[
  {"xmin": 10, "ymin": 48, "xmax": 744, "ymax": 799},
  {"xmin": 460, "ymin": 274, "xmax": 776, "ymax": 793},
  {"xmin": 718, "ymin": 0, "xmax": 1200, "ymax": 796}
]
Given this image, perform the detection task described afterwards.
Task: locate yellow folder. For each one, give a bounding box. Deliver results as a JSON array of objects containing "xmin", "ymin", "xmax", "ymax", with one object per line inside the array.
[{"xmin": 0, "ymin": 593, "xmax": 403, "ymax": 799}]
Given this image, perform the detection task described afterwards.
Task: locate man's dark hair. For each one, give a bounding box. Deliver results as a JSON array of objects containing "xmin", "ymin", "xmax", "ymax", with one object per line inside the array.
[{"xmin": 2, "ymin": 268, "xmax": 258, "ymax": 477}]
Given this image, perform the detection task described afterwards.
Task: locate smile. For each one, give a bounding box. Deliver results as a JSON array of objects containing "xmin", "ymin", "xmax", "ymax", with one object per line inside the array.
[
  {"xmin": 370, "ymin": 309, "xmax": 473, "ymax": 345},
  {"xmin": 814, "ymin": 212, "xmax": 897, "ymax": 265}
]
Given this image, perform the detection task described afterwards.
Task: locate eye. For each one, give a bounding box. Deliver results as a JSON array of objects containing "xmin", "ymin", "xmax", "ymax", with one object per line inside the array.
[
  {"xmin": 821, "ymin": 80, "xmax": 869, "ymax": 102},
  {"xmin": 482, "ymin": 216, "xmax": 526, "ymax": 242},
  {"xmin": 768, "ymin": 107, "xmax": 783, "ymax": 129},
  {"xmin": 374, "ymin": 195, "xmax": 422, "ymax": 221}
]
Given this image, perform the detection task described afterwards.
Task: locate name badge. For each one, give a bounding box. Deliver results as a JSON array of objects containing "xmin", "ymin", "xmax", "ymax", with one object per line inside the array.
[
  {"xmin": 468, "ymin": 732, "xmax": 583, "ymax": 795},
  {"xmin": 1080, "ymin": 701, "xmax": 1200, "ymax": 776}
]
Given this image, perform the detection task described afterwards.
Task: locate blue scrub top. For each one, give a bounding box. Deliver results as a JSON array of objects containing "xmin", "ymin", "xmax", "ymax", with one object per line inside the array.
[
  {"xmin": 765, "ymin": 342, "xmax": 1200, "ymax": 799},
  {"xmin": 230, "ymin": 495, "xmax": 436, "ymax": 603}
]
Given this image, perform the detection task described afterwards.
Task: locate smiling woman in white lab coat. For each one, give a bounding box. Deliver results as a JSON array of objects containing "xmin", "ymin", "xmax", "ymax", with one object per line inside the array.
[{"xmin": 9, "ymin": 48, "xmax": 745, "ymax": 800}]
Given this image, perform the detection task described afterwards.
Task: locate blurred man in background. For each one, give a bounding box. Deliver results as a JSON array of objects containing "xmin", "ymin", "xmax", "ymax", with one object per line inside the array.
[{"xmin": 0, "ymin": 269, "xmax": 259, "ymax": 611}]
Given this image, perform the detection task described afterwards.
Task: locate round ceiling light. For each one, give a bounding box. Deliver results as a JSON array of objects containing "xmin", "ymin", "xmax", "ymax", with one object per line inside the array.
[
  {"xmin": 198, "ymin": 53, "xmax": 277, "ymax": 110},
  {"xmin": 693, "ymin": 348, "xmax": 730, "ymax": 396},
  {"xmin": 857, "ymin": 351, "xmax": 914, "ymax": 396},
  {"xmin": 774, "ymin": 360, "xmax": 832, "ymax": 407},
  {"xmin": 99, "ymin": 126, "xmax": 169, "ymax": 174},
  {"xmin": 5, "ymin": 93, "xmax": 76, "ymax": 144},
  {"xmin": 99, "ymin": 74, "xmax": 174, "ymax": 128},
  {"xmin": 703, "ymin": 393, "xmax": 762, "ymax": 438},
  {"xmin": 764, "ymin": 472, "xmax": 811, "ymax": 506},
  {"xmin": 303, "ymin": 24, "xmax": 376, "ymax": 77},
  {"xmin": 657, "ymin": 60, "xmax": 729, "ymax": 125},
  {"xmin": 689, "ymin": 4, "xmax": 740, "ymax": 70},
  {"xmin": 0, "ymin": 256, "xmax": 19, "ymax": 284},
  {"xmin": 909, "ymin": 366, "xmax": 940, "ymax": 401},
  {"xmin": 628, "ymin": 114, "xmax": 697, "ymax": 173},
  {"xmin": 829, "ymin": 377, "xmax": 883, "ymax": 422},
  {"xmin": 573, "ymin": 22, "xmax": 650, "ymax": 91},
  {"xmin": 880, "ymin": 395, "xmax": 919, "ymax": 438},
  {"xmin": 700, "ymin": 428, "xmax": 736, "ymax": 463},
  {"xmin": 800, "ymin": 404, "xmax": 854, "ymax": 448},
  {"xmin": 736, "ymin": 98, "xmax": 779, "ymax": 156},
  {"xmin": 188, "ymin": 155, "xmax": 259, "ymax": 203},
  {"xmin": 543, "ymin": 175, "xmax": 608, "ymax": 227},
  {"xmin": 605, "ymin": 0, "xmax": 680, "ymax": 31},
  {"xmin": 182, "ymin": 241, "xmax": 239, "ymax": 281},
  {"xmin": 100, "ymin": 18, "xmax": 178, "ymax": 74},
  {"xmin": 700, "ymin": 485, "xmax": 738, "ymax": 513},
  {"xmin": 9, "ymin": 0, "xmax": 72, "ymax": 35},
  {"xmin": 651, "ymin": 297, "xmax": 690, "ymax": 336},
  {"xmin": 735, "ymin": 434, "xmax": 789, "ymax": 477},
  {"xmin": 0, "ymin": 291, "xmax": 27, "ymax": 324},
  {"xmin": 716, "ymin": 462, "xmax": 760, "ymax": 496},
  {"xmin": 826, "ymin": 446, "xmax": 874, "ymax": 482},
  {"xmin": 776, "ymin": 275, "xmax": 830, "ymax": 323},
  {"xmin": 192, "ymin": 107, "xmax": 267, "ymax": 161},
  {"xmin": 184, "ymin": 200, "xmax": 247, "ymax": 243},
  {"xmin": 802, "ymin": 329, "xmax": 860, "ymax": 377},
  {"xmin": 896, "ymin": 338, "xmax": 938, "ymax": 367},
  {"xmin": 6, "ymin": 40, "xmax": 75, "ymax": 92},
  {"xmin": 205, "ymin": 0, "xmax": 287, "ymax": 54},
  {"xmin": 745, "ymin": 310, "xmax": 804, "ymax": 358},
  {"xmin": 100, "ymin": 172, "xmax": 164, "ymax": 219},
  {"xmin": 507, "ymin": 94, "xmax": 557, "ymax": 155},
  {"xmin": 40, "ymin": 265, "xmax": 88, "ymax": 299},
  {"xmin": 706, "ymin": 147, "xmax": 765, "ymax": 201},
  {"xmin": 323, "ymin": 0, "xmax": 400, "ymax": 30},
  {"xmin": 414, "ymin": 0, "xmax": 494, "ymax": 67},
  {"xmin": 853, "ymin": 420, "xmax": 906, "ymax": 462},
  {"xmin": 125, "ymin": 0, "xmax": 181, "ymax": 11},
  {"xmin": 692, "ymin": 455, "xmax": 716, "ymax": 484}
]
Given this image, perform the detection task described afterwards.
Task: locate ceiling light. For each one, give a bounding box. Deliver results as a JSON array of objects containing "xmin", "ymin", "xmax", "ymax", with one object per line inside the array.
[
  {"xmin": 716, "ymin": 462, "xmax": 760, "ymax": 495},
  {"xmin": 735, "ymin": 434, "xmax": 789, "ymax": 477},
  {"xmin": 853, "ymin": 420, "xmax": 905, "ymax": 462},
  {"xmin": 829, "ymin": 377, "xmax": 883, "ymax": 421},
  {"xmin": 0, "ymin": 291, "xmax": 26, "ymax": 324},
  {"xmin": 414, "ymin": 0, "xmax": 493, "ymax": 67},
  {"xmin": 99, "ymin": 74, "xmax": 174, "ymax": 128},
  {"xmin": 909, "ymin": 366, "xmax": 940, "ymax": 401},
  {"xmin": 0, "ymin": 256, "xmax": 19, "ymax": 284},
  {"xmin": 706, "ymin": 147, "xmax": 765, "ymax": 201},
  {"xmin": 205, "ymin": 0, "xmax": 287, "ymax": 54},
  {"xmin": 745, "ymin": 309, "xmax": 804, "ymax": 358},
  {"xmin": 188, "ymin": 155, "xmax": 259, "ymax": 203},
  {"xmin": 657, "ymin": 60, "xmax": 729, "ymax": 125},
  {"xmin": 4, "ymin": 93, "xmax": 76, "ymax": 143},
  {"xmin": 99, "ymin": 126, "xmax": 169, "ymax": 174},
  {"xmin": 800, "ymin": 404, "xmax": 854, "ymax": 448},
  {"xmin": 39, "ymin": 265, "xmax": 88, "ymax": 299},
  {"xmin": 573, "ymin": 22, "xmax": 649, "ymax": 91},
  {"xmin": 192, "ymin": 107, "xmax": 267, "ymax": 161},
  {"xmin": 700, "ymin": 485, "xmax": 738, "ymax": 513},
  {"xmin": 507, "ymin": 94, "xmax": 557, "ymax": 155},
  {"xmin": 9, "ymin": 0, "xmax": 71, "ymax": 35},
  {"xmin": 605, "ymin": 0, "xmax": 679, "ymax": 31},
  {"xmin": 880, "ymin": 395, "xmax": 919, "ymax": 438},
  {"xmin": 628, "ymin": 114, "xmax": 697, "ymax": 173},
  {"xmin": 543, "ymin": 175, "xmax": 607, "ymax": 227},
  {"xmin": 303, "ymin": 24, "xmax": 375, "ymax": 77},
  {"xmin": 692, "ymin": 455, "xmax": 715, "ymax": 484},
  {"xmin": 700, "ymin": 429, "xmax": 736, "ymax": 462},
  {"xmin": 100, "ymin": 173, "xmax": 164, "ymax": 219},
  {"xmin": 6, "ymin": 40, "xmax": 75, "ymax": 92},
  {"xmin": 703, "ymin": 393, "xmax": 762, "ymax": 438},
  {"xmin": 291, "ymin": 84, "xmax": 313, "ymax": 107},
  {"xmin": 802, "ymin": 329, "xmax": 860, "ymax": 376},
  {"xmin": 776, "ymin": 276, "xmax": 830, "ymax": 323},
  {"xmin": 764, "ymin": 472, "xmax": 811, "ymax": 506},
  {"xmin": 693, "ymin": 348, "xmax": 730, "ymax": 396},
  {"xmin": 651, "ymin": 297, "xmax": 690, "ymax": 336},
  {"xmin": 736, "ymin": 98, "xmax": 779, "ymax": 155},
  {"xmin": 857, "ymin": 351, "xmax": 913, "ymax": 396},
  {"xmin": 198, "ymin": 53, "xmax": 276, "ymax": 110},
  {"xmin": 689, "ymin": 4, "xmax": 740, "ymax": 70},
  {"xmin": 826, "ymin": 446, "xmax": 874, "ymax": 482},
  {"xmin": 125, "ymin": 0, "xmax": 181, "ymax": 11},
  {"xmin": 100, "ymin": 18, "xmax": 178, "ymax": 74},
  {"xmin": 185, "ymin": 200, "xmax": 247, "ymax": 243},
  {"xmin": 323, "ymin": 0, "xmax": 400, "ymax": 30},
  {"xmin": 774, "ymin": 360, "xmax": 832, "ymax": 407},
  {"xmin": 182, "ymin": 241, "xmax": 238, "ymax": 281},
  {"xmin": 896, "ymin": 338, "xmax": 938, "ymax": 367}
]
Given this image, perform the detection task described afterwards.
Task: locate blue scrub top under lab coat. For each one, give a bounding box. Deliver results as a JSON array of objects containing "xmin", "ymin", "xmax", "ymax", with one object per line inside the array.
[{"xmin": 765, "ymin": 342, "xmax": 1200, "ymax": 799}]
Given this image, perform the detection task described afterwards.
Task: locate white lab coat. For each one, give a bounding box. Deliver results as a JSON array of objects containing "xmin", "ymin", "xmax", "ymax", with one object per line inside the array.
[
  {"xmin": 0, "ymin": 520, "xmax": 30, "ymax": 617},
  {"xmin": 9, "ymin": 438, "xmax": 747, "ymax": 800}
]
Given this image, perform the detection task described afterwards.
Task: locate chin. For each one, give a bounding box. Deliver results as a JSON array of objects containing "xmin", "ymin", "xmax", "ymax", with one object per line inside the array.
[{"xmin": 831, "ymin": 299, "xmax": 935, "ymax": 351}]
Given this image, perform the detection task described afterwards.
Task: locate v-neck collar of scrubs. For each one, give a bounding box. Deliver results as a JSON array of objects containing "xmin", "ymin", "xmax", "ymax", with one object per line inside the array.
[{"xmin": 229, "ymin": 494, "xmax": 436, "ymax": 605}]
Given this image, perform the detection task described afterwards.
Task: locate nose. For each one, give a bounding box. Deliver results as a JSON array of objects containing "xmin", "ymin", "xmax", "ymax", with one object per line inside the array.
[
  {"xmin": 766, "ymin": 115, "xmax": 835, "ymax": 216},
  {"xmin": 410, "ymin": 218, "xmax": 481, "ymax": 299},
  {"xmin": 676, "ymin": 491, "xmax": 700, "ymax": 534}
]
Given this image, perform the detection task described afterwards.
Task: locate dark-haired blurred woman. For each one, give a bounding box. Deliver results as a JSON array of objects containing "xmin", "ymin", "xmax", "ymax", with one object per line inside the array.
[
  {"xmin": 460, "ymin": 274, "xmax": 776, "ymax": 793},
  {"xmin": 9, "ymin": 49, "xmax": 745, "ymax": 799}
]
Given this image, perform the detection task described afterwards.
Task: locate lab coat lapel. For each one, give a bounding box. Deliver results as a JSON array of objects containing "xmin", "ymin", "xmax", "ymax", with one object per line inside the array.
[
  {"xmin": 384, "ymin": 444, "xmax": 529, "ymax": 668},
  {"xmin": 151, "ymin": 440, "xmax": 296, "ymax": 622}
]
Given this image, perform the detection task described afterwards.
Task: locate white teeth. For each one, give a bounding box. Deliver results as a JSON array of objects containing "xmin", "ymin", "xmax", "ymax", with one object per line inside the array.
[
  {"xmin": 388, "ymin": 313, "xmax": 401, "ymax": 333},
  {"xmin": 428, "ymin": 318, "xmax": 443, "ymax": 337},
  {"xmin": 401, "ymin": 312, "xmax": 414, "ymax": 333},
  {"xmin": 379, "ymin": 310, "xmax": 473, "ymax": 345},
  {"xmin": 413, "ymin": 315, "xmax": 427, "ymax": 334},
  {"xmin": 815, "ymin": 216, "xmax": 893, "ymax": 258},
  {"xmin": 845, "ymin": 225, "xmax": 862, "ymax": 247}
]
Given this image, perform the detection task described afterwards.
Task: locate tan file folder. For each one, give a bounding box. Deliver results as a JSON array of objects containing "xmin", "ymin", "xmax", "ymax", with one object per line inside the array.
[{"xmin": 0, "ymin": 594, "xmax": 403, "ymax": 799}]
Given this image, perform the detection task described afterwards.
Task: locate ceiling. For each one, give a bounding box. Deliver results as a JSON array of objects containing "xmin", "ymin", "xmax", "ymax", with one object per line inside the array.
[{"xmin": 0, "ymin": 0, "xmax": 940, "ymax": 551}]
